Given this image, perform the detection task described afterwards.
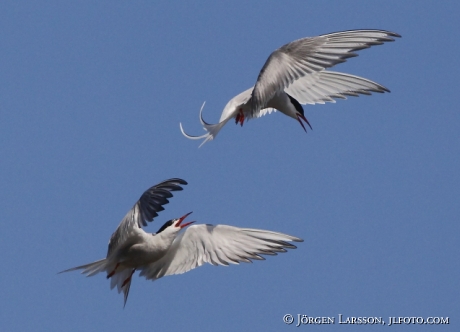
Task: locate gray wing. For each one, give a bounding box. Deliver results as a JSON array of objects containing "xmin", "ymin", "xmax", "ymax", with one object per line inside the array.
[
  {"xmin": 107, "ymin": 178, "xmax": 187, "ymax": 257},
  {"xmin": 251, "ymin": 29, "xmax": 400, "ymax": 112},
  {"xmin": 285, "ymin": 70, "xmax": 390, "ymax": 105},
  {"xmin": 139, "ymin": 224, "xmax": 303, "ymax": 281}
]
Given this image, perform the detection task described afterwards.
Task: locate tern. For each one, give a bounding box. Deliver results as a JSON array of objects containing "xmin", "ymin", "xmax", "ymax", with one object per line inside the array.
[
  {"xmin": 180, "ymin": 29, "xmax": 400, "ymax": 146},
  {"xmin": 60, "ymin": 178, "xmax": 302, "ymax": 306}
]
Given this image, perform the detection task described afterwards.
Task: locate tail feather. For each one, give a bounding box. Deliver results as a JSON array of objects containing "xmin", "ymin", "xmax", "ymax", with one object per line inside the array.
[
  {"xmin": 180, "ymin": 102, "xmax": 230, "ymax": 147},
  {"xmin": 59, "ymin": 258, "xmax": 107, "ymax": 277},
  {"xmin": 109, "ymin": 268, "xmax": 132, "ymax": 291},
  {"xmin": 61, "ymin": 259, "xmax": 134, "ymax": 307},
  {"xmin": 109, "ymin": 268, "xmax": 134, "ymax": 307},
  {"xmin": 123, "ymin": 276, "xmax": 132, "ymax": 308}
]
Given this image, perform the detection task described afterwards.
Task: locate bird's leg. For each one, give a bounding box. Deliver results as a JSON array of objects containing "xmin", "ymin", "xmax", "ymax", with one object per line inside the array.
[
  {"xmin": 234, "ymin": 108, "xmax": 244, "ymax": 126},
  {"xmin": 235, "ymin": 113, "xmax": 240, "ymax": 125},
  {"xmin": 122, "ymin": 269, "xmax": 136, "ymax": 287},
  {"xmin": 107, "ymin": 263, "xmax": 120, "ymax": 279}
]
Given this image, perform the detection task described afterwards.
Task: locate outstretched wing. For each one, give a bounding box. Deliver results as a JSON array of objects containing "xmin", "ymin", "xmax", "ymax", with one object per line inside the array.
[
  {"xmin": 252, "ymin": 29, "xmax": 400, "ymax": 112},
  {"xmin": 139, "ymin": 224, "xmax": 303, "ymax": 281},
  {"xmin": 107, "ymin": 178, "xmax": 187, "ymax": 257},
  {"xmin": 285, "ymin": 70, "xmax": 389, "ymax": 105}
]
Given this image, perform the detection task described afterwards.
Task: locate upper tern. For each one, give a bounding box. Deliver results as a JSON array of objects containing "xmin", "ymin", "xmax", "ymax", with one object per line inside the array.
[{"xmin": 180, "ymin": 29, "xmax": 400, "ymax": 146}]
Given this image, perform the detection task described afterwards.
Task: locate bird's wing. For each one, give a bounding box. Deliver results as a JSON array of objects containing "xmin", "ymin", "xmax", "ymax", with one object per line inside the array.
[
  {"xmin": 107, "ymin": 178, "xmax": 187, "ymax": 257},
  {"xmin": 285, "ymin": 70, "xmax": 389, "ymax": 105},
  {"xmin": 139, "ymin": 224, "xmax": 303, "ymax": 281},
  {"xmin": 251, "ymin": 29, "xmax": 400, "ymax": 112},
  {"xmin": 256, "ymin": 107, "xmax": 277, "ymax": 118}
]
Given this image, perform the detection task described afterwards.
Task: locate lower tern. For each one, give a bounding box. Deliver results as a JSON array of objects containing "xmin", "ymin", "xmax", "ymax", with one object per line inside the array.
[
  {"xmin": 180, "ymin": 29, "xmax": 400, "ymax": 147},
  {"xmin": 60, "ymin": 178, "xmax": 302, "ymax": 306}
]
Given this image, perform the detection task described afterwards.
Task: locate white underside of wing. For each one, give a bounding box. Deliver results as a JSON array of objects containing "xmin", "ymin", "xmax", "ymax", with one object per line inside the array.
[
  {"xmin": 256, "ymin": 107, "xmax": 277, "ymax": 118},
  {"xmin": 139, "ymin": 224, "xmax": 302, "ymax": 281},
  {"xmin": 285, "ymin": 70, "xmax": 389, "ymax": 105}
]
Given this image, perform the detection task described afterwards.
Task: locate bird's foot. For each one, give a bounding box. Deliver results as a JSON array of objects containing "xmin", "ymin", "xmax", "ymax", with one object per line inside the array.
[
  {"xmin": 122, "ymin": 269, "xmax": 136, "ymax": 287},
  {"xmin": 107, "ymin": 263, "xmax": 120, "ymax": 279},
  {"xmin": 235, "ymin": 109, "xmax": 244, "ymax": 127}
]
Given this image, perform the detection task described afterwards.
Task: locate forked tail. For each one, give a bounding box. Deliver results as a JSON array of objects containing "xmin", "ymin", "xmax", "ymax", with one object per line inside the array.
[
  {"xmin": 180, "ymin": 102, "xmax": 230, "ymax": 147},
  {"xmin": 60, "ymin": 259, "xmax": 134, "ymax": 307},
  {"xmin": 109, "ymin": 268, "xmax": 135, "ymax": 307}
]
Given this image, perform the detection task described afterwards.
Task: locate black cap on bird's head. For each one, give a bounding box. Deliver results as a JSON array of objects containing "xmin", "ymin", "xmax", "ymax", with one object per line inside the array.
[
  {"xmin": 156, "ymin": 220, "xmax": 173, "ymax": 234},
  {"xmin": 287, "ymin": 94, "xmax": 312, "ymax": 132}
]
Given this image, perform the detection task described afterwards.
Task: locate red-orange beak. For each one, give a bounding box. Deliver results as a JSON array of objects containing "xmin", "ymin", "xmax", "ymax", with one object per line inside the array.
[
  {"xmin": 297, "ymin": 113, "xmax": 312, "ymax": 132},
  {"xmin": 176, "ymin": 211, "xmax": 195, "ymax": 229}
]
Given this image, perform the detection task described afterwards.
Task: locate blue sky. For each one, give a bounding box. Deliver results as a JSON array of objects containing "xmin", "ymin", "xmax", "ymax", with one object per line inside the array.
[{"xmin": 1, "ymin": 1, "xmax": 459, "ymax": 331}]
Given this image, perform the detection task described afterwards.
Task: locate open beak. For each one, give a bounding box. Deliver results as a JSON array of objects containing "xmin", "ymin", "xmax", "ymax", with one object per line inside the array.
[
  {"xmin": 177, "ymin": 211, "xmax": 195, "ymax": 229},
  {"xmin": 297, "ymin": 113, "xmax": 312, "ymax": 132}
]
